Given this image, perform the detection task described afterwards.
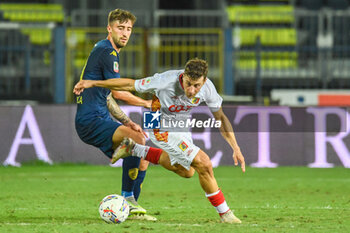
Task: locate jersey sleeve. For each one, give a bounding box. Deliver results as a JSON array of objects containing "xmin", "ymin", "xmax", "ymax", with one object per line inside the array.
[
  {"xmin": 99, "ymin": 48, "xmax": 120, "ymax": 80},
  {"xmin": 204, "ymin": 79, "xmax": 223, "ymax": 113},
  {"xmin": 134, "ymin": 73, "xmax": 164, "ymax": 93}
]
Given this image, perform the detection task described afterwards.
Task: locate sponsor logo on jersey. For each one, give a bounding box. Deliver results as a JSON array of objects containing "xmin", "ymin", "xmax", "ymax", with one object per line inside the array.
[
  {"xmin": 178, "ymin": 141, "xmax": 189, "ymax": 151},
  {"xmin": 141, "ymin": 78, "xmax": 151, "ymax": 86},
  {"xmin": 191, "ymin": 97, "xmax": 200, "ymax": 104},
  {"xmin": 113, "ymin": 61, "xmax": 119, "ymax": 73},
  {"xmin": 110, "ymin": 50, "xmax": 117, "ymax": 57},
  {"xmin": 168, "ymin": 105, "xmax": 193, "ymax": 112}
]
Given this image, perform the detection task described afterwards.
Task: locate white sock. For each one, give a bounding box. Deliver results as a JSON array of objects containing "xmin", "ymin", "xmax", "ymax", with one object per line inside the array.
[
  {"xmin": 215, "ymin": 201, "xmax": 230, "ymax": 214},
  {"xmin": 205, "ymin": 190, "xmax": 230, "ymax": 215},
  {"xmin": 205, "ymin": 190, "xmax": 220, "ymax": 197},
  {"xmin": 132, "ymin": 143, "xmax": 150, "ymax": 159}
]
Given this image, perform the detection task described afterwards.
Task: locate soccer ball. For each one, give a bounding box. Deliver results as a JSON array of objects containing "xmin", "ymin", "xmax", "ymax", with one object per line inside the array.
[{"xmin": 98, "ymin": 194, "xmax": 129, "ymax": 224}]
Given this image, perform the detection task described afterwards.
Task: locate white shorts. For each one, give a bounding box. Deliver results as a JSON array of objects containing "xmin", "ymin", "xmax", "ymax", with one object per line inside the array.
[{"xmin": 149, "ymin": 131, "xmax": 200, "ymax": 170}]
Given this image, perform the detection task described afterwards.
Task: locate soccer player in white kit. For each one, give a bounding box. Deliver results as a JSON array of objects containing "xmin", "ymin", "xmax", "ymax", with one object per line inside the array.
[{"xmin": 73, "ymin": 58, "xmax": 246, "ymax": 223}]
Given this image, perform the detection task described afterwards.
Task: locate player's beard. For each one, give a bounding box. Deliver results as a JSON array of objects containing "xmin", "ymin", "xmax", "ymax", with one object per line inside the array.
[{"xmin": 113, "ymin": 37, "xmax": 128, "ymax": 49}]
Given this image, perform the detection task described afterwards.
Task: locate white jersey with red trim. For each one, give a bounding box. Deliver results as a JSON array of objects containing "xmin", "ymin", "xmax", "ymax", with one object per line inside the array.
[
  {"xmin": 135, "ymin": 70, "xmax": 222, "ymax": 170},
  {"xmin": 134, "ymin": 70, "xmax": 223, "ymax": 117}
]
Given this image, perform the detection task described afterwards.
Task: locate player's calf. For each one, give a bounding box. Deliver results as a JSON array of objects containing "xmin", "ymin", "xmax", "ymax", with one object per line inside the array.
[{"xmin": 191, "ymin": 151, "xmax": 241, "ymax": 223}]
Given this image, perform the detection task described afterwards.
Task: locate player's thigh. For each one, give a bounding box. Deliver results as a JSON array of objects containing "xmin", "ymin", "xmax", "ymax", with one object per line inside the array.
[
  {"xmin": 112, "ymin": 125, "xmax": 145, "ymax": 149},
  {"xmin": 158, "ymin": 151, "xmax": 176, "ymax": 171},
  {"xmin": 159, "ymin": 151, "xmax": 195, "ymax": 178},
  {"xmin": 150, "ymin": 132, "xmax": 199, "ymax": 171}
]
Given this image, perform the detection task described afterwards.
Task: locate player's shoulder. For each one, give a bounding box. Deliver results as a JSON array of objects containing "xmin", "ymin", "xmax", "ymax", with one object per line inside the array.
[
  {"xmin": 94, "ymin": 39, "xmax": 113, "ymax": 50},
  {"xmin": 93, "ymin": 39, "xmax": 118, "ymax": 57}
]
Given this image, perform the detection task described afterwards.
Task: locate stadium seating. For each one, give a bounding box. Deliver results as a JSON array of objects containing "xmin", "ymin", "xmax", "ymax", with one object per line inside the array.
[
  {"xmin": 325, "ymin": 0, "xmax": 349, "ymax": 10},
  {"xmin": 0, "ymin": 3, "xmax": 64, "ymax": 46},
  {"xmin": 226, "ymin": 5, "xmax": 294, "ymax": 24},
  {"xmin": 0, "ymin": 3, "xmax": 65, "ymax": 101},
  {"xmin": 20, "ymin": 28, "xmax": 51, "ymax": 45},
  {"xmin": 66, "ymin": 29, "xmax": 90, "ymax": 68},
  {"xmin": 227, "ymin": 3, "xmax": 297, "ymax": 71},
  {"xmin": 239, "ymin": 28, "xmax": 296, "ymax": 46},
  {"xmin": 0, "ymin": 3, "xmax": 64, "ymax": 22},
  {"xmin": 297, "ymin": 0, "xmax": 349, "ymax": 10},
  {"xmin": 297, "ymin": 0, "xmax": 323, "ymax": 10},
  {"xmin": 237, "ymin": 51, "xmax": 297, "ymax": 69}
]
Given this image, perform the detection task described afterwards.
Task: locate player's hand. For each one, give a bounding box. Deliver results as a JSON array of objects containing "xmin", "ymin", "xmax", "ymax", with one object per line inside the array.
[
  {"xmin": 73, "ymin": 80, "xmax": 95, "ymax": 95},
  {"xmin": 144, "ymin": 100, "xmax": 152, "ymax": 109},
  {"xmin": 125, "ymin": 121, "xmax": 148, "ymax": 138},
  {"xmin": 233, "ymin": 147, "xmax": 245, "ymax": 173}
]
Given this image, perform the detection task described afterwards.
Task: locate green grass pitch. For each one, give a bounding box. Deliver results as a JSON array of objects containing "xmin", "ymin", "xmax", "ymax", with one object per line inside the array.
[{"xmin": 0, "ymin": 163, "xmax": 349, "ymax": 233}]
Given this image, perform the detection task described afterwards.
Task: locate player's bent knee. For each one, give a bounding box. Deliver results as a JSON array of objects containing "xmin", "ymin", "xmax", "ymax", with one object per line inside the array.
[
  {"xmin": 177, "ymin": 171, "xmax": 193, "ymax": 178},
  {"xmin": 173, "ymin": 166, "xmax": 194, "ymax": 178},
  {"xmin": 196, "ymin": 159, "xmax": 213, "ymax": 176},
  {"xmin": 117, "ymin": 126, "xmax": 145, "ymax": 145},
  {"xmin": 179, "ymin": 169, "xmax": 195, "ymax": 178},
  {"xmin": 133, "ymin": 133, "xmax": 146, "ymax": 145},
  {"xmin": 182, "ymin": 173, "xmax": 192, "ymax": 178},
  {"xmin": 127, "ymin": 130, "xmax": 145, "ymax": 145},
  {"xmin": 192, "ymin": 151, "xmax": 213, "ymax": 175},
  {"xmin": 185, "ymin": 169, "xmax": 195, "ymax": 178}
]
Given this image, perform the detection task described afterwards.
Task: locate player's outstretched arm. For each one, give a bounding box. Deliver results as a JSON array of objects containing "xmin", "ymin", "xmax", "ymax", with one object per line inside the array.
[
  {"xmin": 73, "ymin": 78, "xmax": 136, "ymax": 95},
  {"xmin": 213, "ymin": 107, "xmax": 245, "ymax": 173},
  {"xmin": 107, "ymin": 93, "xmax": 147, "ymax": 138},
  {"xmin": 107, "ymin": 93, "xmax": 132, "ymax": 125},
  {"xmin": 112, "ymin": 91, "xmax": 151, "ymax": 109}
]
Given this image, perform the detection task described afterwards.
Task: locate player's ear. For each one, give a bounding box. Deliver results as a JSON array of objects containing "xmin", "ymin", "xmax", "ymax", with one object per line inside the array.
[
  {"xmin": 107, "ymin": 25, "xmax": 112, "ymax": 33},
  {"xmin": 202, "ymin": 77, "xmax": 207, "ymax": 84}
]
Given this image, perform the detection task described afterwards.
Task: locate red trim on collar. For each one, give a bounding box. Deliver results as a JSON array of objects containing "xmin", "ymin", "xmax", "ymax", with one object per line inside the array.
[{"xmin": 179, "ymin": 73, "xmax": 184, "ymax": 90}]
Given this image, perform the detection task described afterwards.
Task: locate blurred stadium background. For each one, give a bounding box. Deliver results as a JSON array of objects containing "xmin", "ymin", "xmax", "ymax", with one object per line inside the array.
[
  {"xmin": 0, "ymin": 0, "xmax": 350, "ymax": 168},
  {"xmin": 2, "ymin": 0, "xmax": 350, "ymax": 104}
]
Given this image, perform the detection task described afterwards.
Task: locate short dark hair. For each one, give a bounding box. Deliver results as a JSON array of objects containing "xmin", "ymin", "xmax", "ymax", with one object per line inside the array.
[
  {"xmin": 184, "ymin": 58, "xmax": 208, "ymax": 80},
  {"xmin": 108, "ymin": 9, "xmax": 136, "ymax": 26}
]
